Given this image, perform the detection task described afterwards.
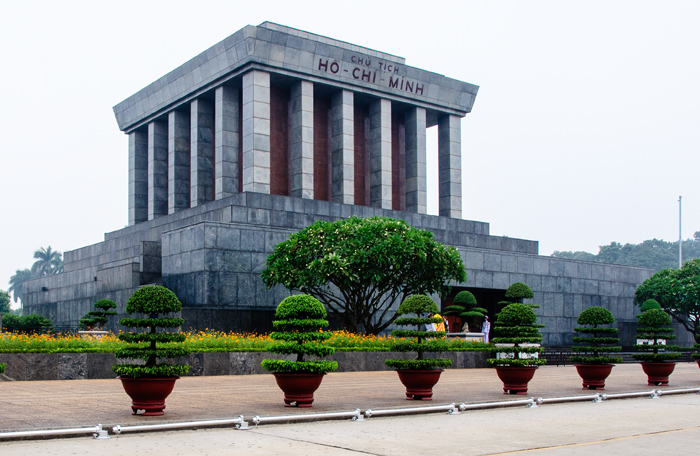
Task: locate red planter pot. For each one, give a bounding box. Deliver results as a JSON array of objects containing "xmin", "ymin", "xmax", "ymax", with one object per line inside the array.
[
  {"xmin": 641, "ymin": 362, "xmax": 676, "ymax": 386},
  {"xmin": 574, "ymin": 364, "xmax": 614, "ymax": 390},
  {"xmin": 395, "ymin": 369, "xmax": 444, "ymax": 400},
  {"xmin": 495, "ymin": 366, "xmax": 538, "ymax": 395},
  {"xmin": 273, "ymin": 373, "xmax": 326, "ymax": 407},
  {"xmin": 118, "ymin": 376, "xmax": 179, "ymax": 416}
]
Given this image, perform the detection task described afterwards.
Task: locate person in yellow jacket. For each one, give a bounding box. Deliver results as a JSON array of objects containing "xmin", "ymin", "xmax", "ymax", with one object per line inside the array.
[{"xmin": 434, "ymin": 313, "xmax": 445, "ymax": 332}]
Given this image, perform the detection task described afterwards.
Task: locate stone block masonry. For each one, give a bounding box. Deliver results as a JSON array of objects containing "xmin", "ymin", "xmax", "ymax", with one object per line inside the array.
[{"xmin": 21, "ymin": 190, "xmax": 679, "ymax": 347}]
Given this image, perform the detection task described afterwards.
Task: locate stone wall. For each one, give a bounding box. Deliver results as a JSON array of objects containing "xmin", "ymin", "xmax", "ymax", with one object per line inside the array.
[
  {"xmin": 21, "ymin": 191, "xmax": 684, "ymax": 347},
  {"xmin": 0, "ymin": 351, "xmax": 489, "ymax": 381}
]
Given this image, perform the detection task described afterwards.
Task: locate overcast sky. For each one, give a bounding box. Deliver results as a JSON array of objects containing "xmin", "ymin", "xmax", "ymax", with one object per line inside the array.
[{"xmin": 1, "ymin": 0, "xmax": 698, "ymax": 304}]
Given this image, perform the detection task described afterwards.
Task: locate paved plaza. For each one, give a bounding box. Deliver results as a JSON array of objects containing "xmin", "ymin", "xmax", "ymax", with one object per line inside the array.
[{"xmin": 1, "ymin": 363, "xmax": 699, "ymax": 455}]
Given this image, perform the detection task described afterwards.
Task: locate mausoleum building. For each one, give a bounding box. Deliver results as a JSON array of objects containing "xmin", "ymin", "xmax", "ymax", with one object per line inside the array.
[{"xmin": 24, "ymin": 22, "xmax": 684, "ymax": 346}]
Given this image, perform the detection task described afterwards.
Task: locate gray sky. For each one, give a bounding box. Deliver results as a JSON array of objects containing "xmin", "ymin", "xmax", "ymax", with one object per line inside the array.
[{"xmin": 1, "ymin": 0, "xmax": 698, "ymax": 305}]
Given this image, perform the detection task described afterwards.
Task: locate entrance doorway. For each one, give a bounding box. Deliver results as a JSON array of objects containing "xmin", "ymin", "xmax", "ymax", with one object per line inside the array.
[{"xmin": 441, "ymin": 286, "xmax": 506, "ymax": 333}]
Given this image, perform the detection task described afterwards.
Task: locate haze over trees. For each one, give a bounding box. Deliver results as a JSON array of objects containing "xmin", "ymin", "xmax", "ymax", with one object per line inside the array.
[
  {"xmin": 7, "ymin": 246, "xmax": 63, "ymax": 306},
  {"xmin": 0, "ymin": 290, "xmax": 11, "ymax": 314},
  {"xmin": 552, "ymin": 231, "xmax": 700, "ymax": 272}
]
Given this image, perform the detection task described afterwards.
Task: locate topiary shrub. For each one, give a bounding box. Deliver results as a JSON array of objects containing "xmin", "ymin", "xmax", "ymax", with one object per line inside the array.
[
  {"xmin": 112, "ymin": 285, "xmax": 190, "ymax": 378},
  {"xmin": 79, "ymin": 299, "xmax": 117, "ymax": 330},
  {"xmin": 631, "ymin": 309, "xmax": 681, "ymax": 363},
  {"xmin": 570, "ymin": 307, "xmax": 622, "ymax": 364},
  {"xmin": 488, "ymin": 303, "xmax": 546, "ymax": 367},
  {"xmin": 640, "ymin": 299, "xmax": 662, "ymax": 313},
  {"xmin": 261, "ymin": 295, "xmax": 338, "ymax": 374},
  {"xmin": 505, "ymin": 282, "xmax": 534, "ymax": 302},
  {"xmin": 444, "ymin": 291, "xmax": 487, "ymax": 332},
  {"xmin": 499, "ymin": 282, "xmax": 539, "ymax": 309},
  {"xmin": 385, "ymin": 295, "xmax": 452, "ymax": 370}
]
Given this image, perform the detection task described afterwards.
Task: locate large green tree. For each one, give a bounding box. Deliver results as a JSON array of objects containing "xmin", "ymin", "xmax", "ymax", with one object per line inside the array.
[
  {"xmin": 261, "ymin": 217, "xmax": 467, "ymax": 335},
  {"xmin": 8, "ymin": 268, "xmax": 34, "ymax": 304},
  {"xmin": 635, "ymin": 258, "xmax": 700, "ymax": 343},
  {"xmin": 31, "ymin": 246, "xmax": 63, "ymax": 277}
]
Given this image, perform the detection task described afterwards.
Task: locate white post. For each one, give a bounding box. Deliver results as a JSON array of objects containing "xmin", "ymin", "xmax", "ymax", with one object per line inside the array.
[{"xmin": 679, "ymin": 195, "xmax": 682, "ymax": 268}]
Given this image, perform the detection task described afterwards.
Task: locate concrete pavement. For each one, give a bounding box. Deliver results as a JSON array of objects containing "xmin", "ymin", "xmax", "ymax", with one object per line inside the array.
[{"xmin": 1, "ymin": 363, "xmax": 699, "ymax": 454}]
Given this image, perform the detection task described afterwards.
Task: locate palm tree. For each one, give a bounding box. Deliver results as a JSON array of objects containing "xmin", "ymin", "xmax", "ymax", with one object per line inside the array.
[
  {"xmin": 31, "ymin": 246, "xmax": 63, "ymax": 277},
  {"xmin": 8, "ymin": 269, "xmax": 34, "ymax": 304}
]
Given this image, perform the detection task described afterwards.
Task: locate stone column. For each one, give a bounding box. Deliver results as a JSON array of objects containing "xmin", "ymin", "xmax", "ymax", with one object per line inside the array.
[
  {"xmin": 404, "ymin": 107, "xmax": 427, "ymax": 214},
  {"xmin": 147, "ymin": 121, "xmax": 168, "ymax": 219},
  {"xmin": 168, "ymin": 110, "xmax": 190, "ymax": 214},
  {"xmin": 369, "ymin": 98, "xmax": 392, "ymax": 209},
  {"xmin": 242, "ymin": 70, "xmax": 271, "ymax": 193},
  {"xmin": 331, "ymin": 90, "xmax": 354, "ymax": 204},
  {"xmin": 190, "ymin": 99, "xmax": 214, "ymax": 207},
  {"xmin": 438, "ymin": 114, "xmax": 462, "ymax": 219},
  {"xmin": 128, "ymin": 129, "xmax": 148, "ymax": 225},
  {"xmin": 214, "ymin": 86, "xmax": 240, "ymax": 200},
  {"xmin": 290, "ymin": 80, "xmax": 314, "ymax": 199}
]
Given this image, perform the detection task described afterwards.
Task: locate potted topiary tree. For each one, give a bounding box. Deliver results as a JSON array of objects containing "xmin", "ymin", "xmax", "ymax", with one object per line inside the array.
[
  {"xmin": 444, "ymin": 290, "xmax": 487, "ymax": 334},
  {"xmin": 570, "ymin": 306, "xmax": 622, "ymax": 390},
  {"xmin": 385, "ymin": 295, "xmax": 452, "ymax": 400},
  {"xmin": 261, "ymin": 295, "xmax": 338, "ymax": 407},
  {"xmin": 489, "ymin": 303, "xmax": 546, "ymax": 394},
  {"xmin": 113, "ymin": 285, "xmax": 190, "ymax": 416},
  {"xmin": 632, "ymin": 308, "xmax": 681, "ymax": 386},
  {"xmin": 79, "ymin": 299, "xmax": 117, "ymax": 338},
  {"xmin": 635, "ymin": 299, "xmax": 663, "ymax": 346}
]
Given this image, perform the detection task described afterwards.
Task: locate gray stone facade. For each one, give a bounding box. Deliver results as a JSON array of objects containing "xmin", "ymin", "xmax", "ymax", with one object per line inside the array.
[
  {"xmin": 22, "ymin": 191, "xmax": 688, "ymax": 346},
  {"xmin": 23, "ymin": 22, "xmax": 692, "ymax": 347}
]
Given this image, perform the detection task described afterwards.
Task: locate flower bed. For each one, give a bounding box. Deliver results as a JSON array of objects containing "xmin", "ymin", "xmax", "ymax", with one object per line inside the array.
[{"xmin": 0, "ymin": 330, "xmax": 489, "ymax": 354}]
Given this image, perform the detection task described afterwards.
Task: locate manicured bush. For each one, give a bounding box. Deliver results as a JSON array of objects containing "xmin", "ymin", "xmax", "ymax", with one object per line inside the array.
[
  {"xmin": 488, "ymin": 303, "xmax": 546, "ymax": 367},
  {"xmin": 444, "ymin": 291, "xmax": 487, "ymax": 332},
  {"xmin": 505, "ymin": 282, "xmax": 534, "ymax": 302},
  {"xmin": 112, "ymin": 285, "xmax": 190, "ymax": 378},
  {"xmin": 1, "ymin": 313, "xmax": 52, "ymax": 334},
  {"xmin": 692, "ymin": 342, "xmax": 700, "ymax": 362},
  {"xmin": 79, "ymin": 299, "xmax": 117, "ymax": 330},
  {"xmin": 499, "ymin": 282, "xmax": 539, "ymax": 309},
  {"xmin": 385, "ymin": 295, "xmax": 452, "ymax": 370},
  {"xmin": 261, "ymin": 295, "xmax": 338, "ymax": 374},
  {"xmin": 631, "ymin": 309, "xmax": 681, "ymax": 363},
  {"xmin": 570, "ymin": 307, "xmax": 622, "ymax": 364},
  {"xmin": 640, "ymin": 299, "xmax": 662, "ymax": 312}
]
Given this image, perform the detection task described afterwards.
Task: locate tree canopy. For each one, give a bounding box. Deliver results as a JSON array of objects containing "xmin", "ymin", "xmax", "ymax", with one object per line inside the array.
[
  {"xmin": 31, "ymin": 246, "xmax": 63, "ymax": 277},
  {"xmin": 8, "ymin": 269, "xmax": 33, "ymax": 303},
  {"xmin": 0, "ymin": 290, "xmax": 10, "ymax": 314},
  {"xmin": 635, "ymin": 258, "xmax": 700, "ymax": 343},
  {"xmin": 261, "ymin": 216, "xmax": 467, "ymax": 335},
  {"xmin": 552, "ymin": 232, "xmax": 700, "ymax": 272}
]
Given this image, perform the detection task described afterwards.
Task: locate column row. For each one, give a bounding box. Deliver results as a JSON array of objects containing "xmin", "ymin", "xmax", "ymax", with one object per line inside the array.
[{"xmin": 127, "ymin": 70, "xmax": 462, "ymax": 225}]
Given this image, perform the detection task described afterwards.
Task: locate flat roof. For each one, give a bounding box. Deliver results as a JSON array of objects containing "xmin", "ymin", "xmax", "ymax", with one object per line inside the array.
[{"xmin": 114, "ymin": 22, "xmax": 479, "ymax": 132}]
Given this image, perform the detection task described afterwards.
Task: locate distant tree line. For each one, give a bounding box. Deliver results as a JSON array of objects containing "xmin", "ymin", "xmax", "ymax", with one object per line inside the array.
[{"xmin": 552, "ymin": 231, "xmax": 700, "ymax": 272}]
